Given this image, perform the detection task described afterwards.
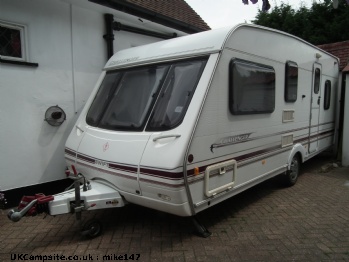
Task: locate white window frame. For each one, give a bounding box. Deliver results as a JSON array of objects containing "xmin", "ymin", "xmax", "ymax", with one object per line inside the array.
[{"xmin": 0, "ymin": 20, "xmax": 28, "ymax": 62}]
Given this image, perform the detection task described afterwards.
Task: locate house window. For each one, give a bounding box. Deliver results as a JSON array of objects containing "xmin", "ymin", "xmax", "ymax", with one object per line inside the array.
[
  {"xmin": 285, "ymin": 61, "xmax": 298, "ymax": 102},
  {"xmin": 314, "ymin": 68, "xmax": 321, "ymax": 94},
  {"xmin": 229, "ymin": 59, "xmax": 275, "ymax": 115},
  {"xmin": 0, "ymin": 22, "xmax": 26, "ymax": 61},
  {"xmin": 324, "ymin": 80, "xmax": 331, "ymax": 110}
]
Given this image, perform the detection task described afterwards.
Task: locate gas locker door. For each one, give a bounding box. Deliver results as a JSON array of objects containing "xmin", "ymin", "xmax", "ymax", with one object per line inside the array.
[
  {"xmin": 204, "ymin": 160, "xmax": 237, "ymax": 198},
  {"xmin": 309, "ymin": 63, "xmax": 322, "ymax": 154}
]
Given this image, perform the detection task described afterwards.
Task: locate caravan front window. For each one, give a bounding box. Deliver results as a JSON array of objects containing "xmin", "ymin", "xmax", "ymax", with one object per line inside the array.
[
  {"xmin": 86, "ymin": 71, "xmax": 123, "ymax": 126},
  {"xmin": 87, "ymin": 65, "xmax": 168, "ymax": 130},
  {"xmin": 146, "ymin": 59, "xmax": 207, "ymax": 131},
  {"xmin": 86, "ymin": 57, "xmax": 207, "ymax": 131},
  {"xmin": 229, "ymin": 59, "xmax": 275, "ymax": 115}
]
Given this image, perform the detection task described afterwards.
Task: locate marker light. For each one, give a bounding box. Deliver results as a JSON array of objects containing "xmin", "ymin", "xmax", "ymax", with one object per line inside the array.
[
  {"xmin": 194, "ymin": 167, "xmax": 200, "ymax": 176},
  {"xmin": 71, "ymin": 165, "xmax": 78, "ymax": 175},
  {"xmin": 158, "ymin": 194, "xmax": 171, "ymax": 201}
]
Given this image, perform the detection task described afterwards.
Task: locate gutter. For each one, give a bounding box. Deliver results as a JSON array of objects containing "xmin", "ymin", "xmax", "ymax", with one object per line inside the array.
[
  {"xmin": 90, "ymin": 0, "xmax": 205, "ymax": 34},
  {"xmin": 113, "ymin": 22, "xmax": 177, "ymax": 40},
  {"xmin": 103, "ymin": 14, "xmax": 178, "ymax": 60}
]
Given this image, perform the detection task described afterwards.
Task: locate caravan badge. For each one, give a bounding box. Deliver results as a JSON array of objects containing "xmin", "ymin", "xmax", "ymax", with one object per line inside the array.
[
  {"xmin": 95, "ymin": 160, "xmax": 108, "ymax": 167},
  {"xmin": 103, "ymin": 142, "xmax": 109, "ymax": 152},
  {"xmin": 211, "ymin": 133, "xmax": 252, "ymax": 152}
]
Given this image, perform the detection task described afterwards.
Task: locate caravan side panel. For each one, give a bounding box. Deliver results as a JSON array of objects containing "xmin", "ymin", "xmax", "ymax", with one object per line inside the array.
[{"xmin": 186, "ymin": 25, "xmax": 339, "ymax": 214}]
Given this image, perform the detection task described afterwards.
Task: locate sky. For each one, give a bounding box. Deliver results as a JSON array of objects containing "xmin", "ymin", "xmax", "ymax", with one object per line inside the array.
[{"xmin": 185, "ymin": 0, "xmax": 313, "ymax": 29}]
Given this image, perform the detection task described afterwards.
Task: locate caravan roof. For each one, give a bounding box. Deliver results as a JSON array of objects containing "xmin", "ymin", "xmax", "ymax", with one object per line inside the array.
[
  {"xmin": 104, "ymin": 26, "xmax": 232, "ymax": 70},
  {"xmin": 104, "ymin": 24, "xmax": 339, "ymax": 71}
]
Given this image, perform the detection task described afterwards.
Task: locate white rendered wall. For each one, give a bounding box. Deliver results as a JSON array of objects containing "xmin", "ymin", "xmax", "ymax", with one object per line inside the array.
[{"xmin": 0, "ymin": 0, "xmax": 179, "ymax": 190}]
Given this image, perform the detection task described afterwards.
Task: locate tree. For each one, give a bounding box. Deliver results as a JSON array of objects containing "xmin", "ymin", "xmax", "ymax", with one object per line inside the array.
[{"xmin": 252, "ymin": 0, "xmax": 349, "ymax": 45}]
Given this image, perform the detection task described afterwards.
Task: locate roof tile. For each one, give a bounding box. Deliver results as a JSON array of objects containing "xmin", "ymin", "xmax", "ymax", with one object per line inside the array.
[
  {"xmin": 318, "ymin": 41, "xmax": 349, "ymax": 71},
  {"xmin": 125, "ymin": 0, "xmax": 210, "ymax": 31}
]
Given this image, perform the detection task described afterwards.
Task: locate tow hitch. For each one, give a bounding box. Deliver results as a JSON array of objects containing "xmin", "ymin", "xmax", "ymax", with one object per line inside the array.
[
  {"xmin": 7, "ymin": 194, "xmax": 53, "ymax": 222},
  {"xmin": 7, "ymin": 173, "xmax": 125, "ymax": 238}
]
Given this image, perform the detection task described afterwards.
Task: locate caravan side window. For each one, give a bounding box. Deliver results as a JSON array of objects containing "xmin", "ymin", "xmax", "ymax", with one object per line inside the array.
[
  {"xmin": 324, "ymin": 80, "xmax": 331, "ymax": 110},
  {"xmin": 285, "ymin": 61, "xmax": 298, "ymax": 102},
  {"xmin": 229, "ymin": 59, "xmax": 275, "ymax": 115}
]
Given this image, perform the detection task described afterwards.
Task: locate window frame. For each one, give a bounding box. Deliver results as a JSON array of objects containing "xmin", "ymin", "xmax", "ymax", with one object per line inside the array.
[
  {"xmin": 0, "ymin": 20, "xmax": 37, "ymax": 67},
  {"xmin": 284, "ymin": 61, "xmax": 298, "ymax": 102},
  {"xmin": 324, "ymin": 80, "xmax": 331, "ymax": 110},
  {"xmin": 0, "ymin": 21, "xmax": 27, "ymax": 62},
  {"xmin": 314, "ymin": 68, "xmax": 321, "ymax": 94},
  {"xmin": 229, "ymin": 58, "xmax": 276, "ymax": 115}
]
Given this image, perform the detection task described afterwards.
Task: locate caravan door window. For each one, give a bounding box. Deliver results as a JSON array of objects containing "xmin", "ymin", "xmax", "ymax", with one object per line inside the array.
[
  {"xmin": 324, "ymin": 80, "xmax": 331, "ymax": 110},
  {"xmin": 86, "ymin": 57, "xmax": 207, "ymax": 131},
  {"xmin": 285, "ymin": 61, "xmax": 298, "ymax": 102},
  {"xmin": 314, "ymin": 68, "xmax": 321, "ymax": 94},
  {"xmin": 229, "ymin": 59, "xmax": 275, "ymax": 115}
]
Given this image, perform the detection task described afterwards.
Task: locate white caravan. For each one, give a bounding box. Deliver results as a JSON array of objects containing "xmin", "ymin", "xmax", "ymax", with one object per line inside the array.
[{"xmin": 9, "ymin": 24, "xmax": 339, "ymax": 237}]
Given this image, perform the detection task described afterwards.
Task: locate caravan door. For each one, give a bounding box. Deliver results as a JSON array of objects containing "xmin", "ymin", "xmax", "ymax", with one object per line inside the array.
[{"xmin": 308, "ymin": 63, "xmax": 322, "ymax": 153}]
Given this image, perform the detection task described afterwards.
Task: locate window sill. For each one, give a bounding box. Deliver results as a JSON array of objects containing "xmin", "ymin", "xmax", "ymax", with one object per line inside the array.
[{"xmin": 0, "ymin": 58, "xmax": 38, "ymax": 67}]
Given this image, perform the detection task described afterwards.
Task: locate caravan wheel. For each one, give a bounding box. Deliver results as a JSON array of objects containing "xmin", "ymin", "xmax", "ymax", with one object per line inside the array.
[
  {"xmin": 81, "ymin": 219, "xmax": 102, "ymax": 238},
  {"xmin": 284, "ymin": 155, "xmax": 300, "ymax": 187}
]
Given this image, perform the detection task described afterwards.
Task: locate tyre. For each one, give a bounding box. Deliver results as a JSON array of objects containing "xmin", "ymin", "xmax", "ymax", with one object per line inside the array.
[
  {"xmin": 283, "ymin": 155, "xmax": 301, "ymax": 187},
  {"xmin": 81, "ymin": 219, "xmax": 102, "ymax": 238}
]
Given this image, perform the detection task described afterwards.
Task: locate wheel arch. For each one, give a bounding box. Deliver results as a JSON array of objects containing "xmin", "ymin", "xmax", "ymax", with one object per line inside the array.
[{"xmin": 287, "ymin": 143, "xmax": 306, "ymax": 170}]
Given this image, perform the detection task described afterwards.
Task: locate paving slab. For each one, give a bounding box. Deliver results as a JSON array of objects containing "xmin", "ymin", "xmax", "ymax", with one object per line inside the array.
[{"xmin": 1, "ymin": 154, "xmax": 349, "ymax": 261}]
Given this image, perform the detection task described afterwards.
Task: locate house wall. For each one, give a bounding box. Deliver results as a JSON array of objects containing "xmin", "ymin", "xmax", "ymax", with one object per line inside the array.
[{"xmin": 0, "ymin": 0, "xmax": 176, "ymax": 190}]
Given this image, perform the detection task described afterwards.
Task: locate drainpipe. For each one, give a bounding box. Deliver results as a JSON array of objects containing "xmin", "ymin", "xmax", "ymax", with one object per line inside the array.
[
  {"xmin": 113, "ymin": 22, "xmax": 177, "ymax": 40},
  {"xmin": 103, "ymin": 14, "xmax": 114, "ymax": 60},
  {"xmin": 341, "ymin": 68, "xmax": 349, "ymax": 166}
]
